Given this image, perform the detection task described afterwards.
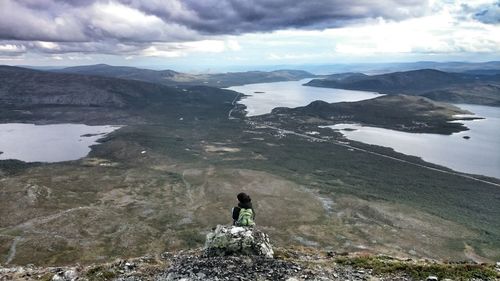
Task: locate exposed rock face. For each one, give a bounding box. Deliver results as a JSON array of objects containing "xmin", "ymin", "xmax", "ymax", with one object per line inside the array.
[{"xmin": 204, "ymin": 225, "xmax": 274, "ymax": 258}]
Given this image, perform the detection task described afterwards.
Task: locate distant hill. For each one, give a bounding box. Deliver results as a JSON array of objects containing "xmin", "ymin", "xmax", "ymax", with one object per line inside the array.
[
  {"xmin": 297, "ymin": 61, "xmax": 500, "ymax": 75},
  {"xmin": 0, "ymin": 65, "xmax": 170, "ymax": 108},
  {"xmin": 305, "ymin": 69, "xmax": 500, "ymax": 106},
  {"xmin": 461, "ymin": 69, "xmax": 500, "ymax": 75},
  {"xmin": 307, "ymin": 69, "xmax": 488, "ymax": 92},
  {"xmin": 0, "ymin": 65, "xmax": 240, "ymax": 124},
  {"xmin": 59, "ymin": 63, "xmax": 180, "ymax": 79},
  {"xmin": 320, "ymin": 72, "xmax": 368, "ymax": 81},
  {"xmin": 54, "ymin": 64, "xmax": 315, "ymax": 88}
]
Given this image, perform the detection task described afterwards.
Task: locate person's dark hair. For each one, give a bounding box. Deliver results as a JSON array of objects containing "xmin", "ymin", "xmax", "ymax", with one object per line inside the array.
[{"xmin": 237, "ymin": 192, "xmax": 251, "ymax": 203}]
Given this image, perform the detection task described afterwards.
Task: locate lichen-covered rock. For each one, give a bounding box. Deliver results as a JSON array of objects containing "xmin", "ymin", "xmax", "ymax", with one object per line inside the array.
[{"xmin": 204, "ymin": 225, "xmax": 274, "ymax": 258}]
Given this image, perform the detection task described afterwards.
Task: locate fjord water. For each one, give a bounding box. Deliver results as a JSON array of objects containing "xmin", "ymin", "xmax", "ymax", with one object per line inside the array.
[
  {"xmin": 0, "ymin": 123, "xmax": 120, "ymax": 162},
  {"xmin": 228, "ymin": 79, "xmax": 383, "ymax": 116},
  {"xmin": 325, "ymin": 104, "xmax": 500, "ymax": 179}
]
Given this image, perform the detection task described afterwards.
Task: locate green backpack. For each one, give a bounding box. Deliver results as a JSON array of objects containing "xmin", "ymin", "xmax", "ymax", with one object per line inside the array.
[{"xmin": 237, "ymin": 208, "xmax": 255, "ymax": 227}]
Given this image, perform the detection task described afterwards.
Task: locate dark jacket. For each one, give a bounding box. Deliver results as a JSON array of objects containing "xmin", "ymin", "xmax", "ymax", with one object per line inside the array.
[{"xmin": 232, "ymin": 201, "xmax": 255, "ymax": 224}]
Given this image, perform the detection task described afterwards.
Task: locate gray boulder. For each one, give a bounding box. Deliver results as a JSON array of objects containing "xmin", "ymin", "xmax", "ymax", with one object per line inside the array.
[
  {"xmin": 51, "ymin": 269, "xmax": 78, "ymax": 281},
  {"xmin": 204, "ymin": 225, "xmax": 274, "ymax": 258}
]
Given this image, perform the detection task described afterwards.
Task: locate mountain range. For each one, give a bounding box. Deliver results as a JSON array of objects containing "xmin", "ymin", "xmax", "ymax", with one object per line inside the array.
[
  {"xmin": 296, "ymin": 61, "xmax": 500, "ymax": 75},
  {"xmin": 306, "ymin": 69, "xmax": 500, "ymax": 106},
  {"xmin": 52, "ymin": 64, "xmax": 314, "ymax": 88},
  {"xmin": 1, "ymin": 64, "xmax": 500, "ymax": 266},
  {"xmin": 0, "ymin": 65, "xmax": 241, "ymax": 124}
]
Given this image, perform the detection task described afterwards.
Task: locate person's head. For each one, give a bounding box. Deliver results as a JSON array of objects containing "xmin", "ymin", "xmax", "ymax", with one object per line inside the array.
[{"xmin": 237, "ymin": 192, "xmax": 251, "ymax": 203}]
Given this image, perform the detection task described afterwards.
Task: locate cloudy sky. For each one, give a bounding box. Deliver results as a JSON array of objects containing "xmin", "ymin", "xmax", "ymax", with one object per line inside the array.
[{"xmin": 0, "ymin": 0, "xmax": 499, "ymax": 71}]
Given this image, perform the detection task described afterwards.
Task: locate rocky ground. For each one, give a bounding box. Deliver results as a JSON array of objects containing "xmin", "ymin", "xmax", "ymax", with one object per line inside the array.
[
  {"xmin": 1, "ymin": 248, "xmax": 498, "ymax": 281},
  {"xmin": 1, "ymin": 225, "xmax": 499, "ymax": 281},
  {"xmin": 2, "ymin": 65, "xmax": 500, "ymax": 268}
]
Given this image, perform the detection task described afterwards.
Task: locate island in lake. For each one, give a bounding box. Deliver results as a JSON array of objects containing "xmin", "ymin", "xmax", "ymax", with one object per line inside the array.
[{"xmin": 259, "ymin": 94, "xmax": 478, "ymax": 134}]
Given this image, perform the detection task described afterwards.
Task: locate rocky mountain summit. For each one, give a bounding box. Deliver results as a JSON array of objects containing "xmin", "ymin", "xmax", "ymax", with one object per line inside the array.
[
  {"xmin": 1, "ymin": 226, "xmax": 499, "ymax": 281},
  {"xmin": 204, "ymin": 225, "xmax": 274, "ymax": 258}
]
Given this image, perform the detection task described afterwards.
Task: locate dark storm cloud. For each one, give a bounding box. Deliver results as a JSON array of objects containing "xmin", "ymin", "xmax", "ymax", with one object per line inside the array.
[
  {"xmin": 124, "ymin": 0, "xmax": 430, "ymax": 34},
  {"xmin": 0, "ymin": 40, "xmax": 149, "ymax": 57},
  {"xmin": 1, "ymin": 0, "xmax": 429, "ymax": 44},
  {"xmin": 0, "ymin": 0, "xmax": 198, "ymax": 43}
]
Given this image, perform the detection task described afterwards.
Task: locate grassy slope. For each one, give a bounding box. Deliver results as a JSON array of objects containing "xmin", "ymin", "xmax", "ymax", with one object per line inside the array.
[{"xmin": 0, "ymin": 67, "xmax": 499, "ymax": 265}]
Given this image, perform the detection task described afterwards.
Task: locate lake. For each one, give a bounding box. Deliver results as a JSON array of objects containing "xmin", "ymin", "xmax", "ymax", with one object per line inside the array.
[
  {"xmin": 229, "ymin": 79, "xmax": 500, "ymax": 179},
  {"xmin": 0, "ymin": 123, "xmax": 121, "ymax": 163},
  {"xmin": 323, "ymin": 104, "xmax": 500, "ymax": 179},
  {"xmin": 227, "ymin": 79, "xmax": 383, "ymax": 116}
]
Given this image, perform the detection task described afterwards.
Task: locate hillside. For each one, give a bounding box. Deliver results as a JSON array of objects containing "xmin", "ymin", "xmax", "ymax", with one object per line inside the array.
[
  {"xmin": 305, "ymin": 69, "xmax": 500, "ymax": 106},
  {"xmin": 54, "ymin": 64, "xmax": 315, "ymax": 88},
  {"xmin": 0, "ymin": 66, "xmax": 240, "ymax": 124},
  {"xmin": 1, "ymin": 66, "xmax": 500, "ymax": 266},
  {"xmin": 0, "ymin": 66, "xmax": 171, "ymax": 108},
  {"xmin": 264, "ymin": 95, "xmax": 473, "ymax": 134}
]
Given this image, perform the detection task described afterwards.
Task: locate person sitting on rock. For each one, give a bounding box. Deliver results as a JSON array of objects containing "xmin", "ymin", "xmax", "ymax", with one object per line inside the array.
[{"xmin": 232, "ymin": 192, "xmax": 255, "ymax": 226}]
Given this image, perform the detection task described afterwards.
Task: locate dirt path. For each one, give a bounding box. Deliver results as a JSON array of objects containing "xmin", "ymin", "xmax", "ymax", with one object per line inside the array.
[
  {"xmin": 5, "ymin": 236, "xmax": 22, "ymax": 264},
  {"xmin": 182, "ymin": 170, "xmax": 194, "ymax": 204},
  {"xmin": 228, "ymin": 92, "xmax": 242, "ymax": 120}
]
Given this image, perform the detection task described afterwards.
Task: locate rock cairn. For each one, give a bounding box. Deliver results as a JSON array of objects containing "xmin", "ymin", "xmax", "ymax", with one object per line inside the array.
[{"xmin": 204, "ymin": 225, "xmax": 274, "ymax": 258}]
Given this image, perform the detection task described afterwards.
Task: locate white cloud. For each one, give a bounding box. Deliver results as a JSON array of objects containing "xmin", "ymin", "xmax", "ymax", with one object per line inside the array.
[
  {"xmin": 226, "ymin": 39, "xmax": 241, "ymax": 51},
  {"xmin": 36, "ymin": 41, "xmax": 59, "ymax": 50},
  {"xmin": 252, "ymin": 2, "xmax": 500, "ymax": 61},
  {"xmin": 267, "ymin": 52, "xmax": 329, "ymax": 60},
  {"xmin": 87, "ymin": 1, "xmax": 198, "ymax": 42},
  {"xmin": 181, "ymin": 40, "xmax": 226, "ymax": 53},
  {"xmin": 0, "ymin": 0, "xmax": 87, "ymax": 41},
  {"xmin": 141, "ymin": 40, "xmax": 226, "ymax": 57},
  {"xmin": 0, "ymin": 56, "xmax": 25, "ymax": 61},
  {"xmin": 67, "ymin": 55, "xmax": 92, "ymax": 60},
  {"xmin": 141, "ymin": 46, "xmax": 183, "ymax": 58},
  {"xmin": 0, "ymin": 43, "xmax": 26, "ymax": 57},
  {"xmin": 0, "ymin": 44, "xmax": 25, "ymax": 52},
  {"xmin": 1, "ymin": 0, "xmax": 498, "ymax": 65}
]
